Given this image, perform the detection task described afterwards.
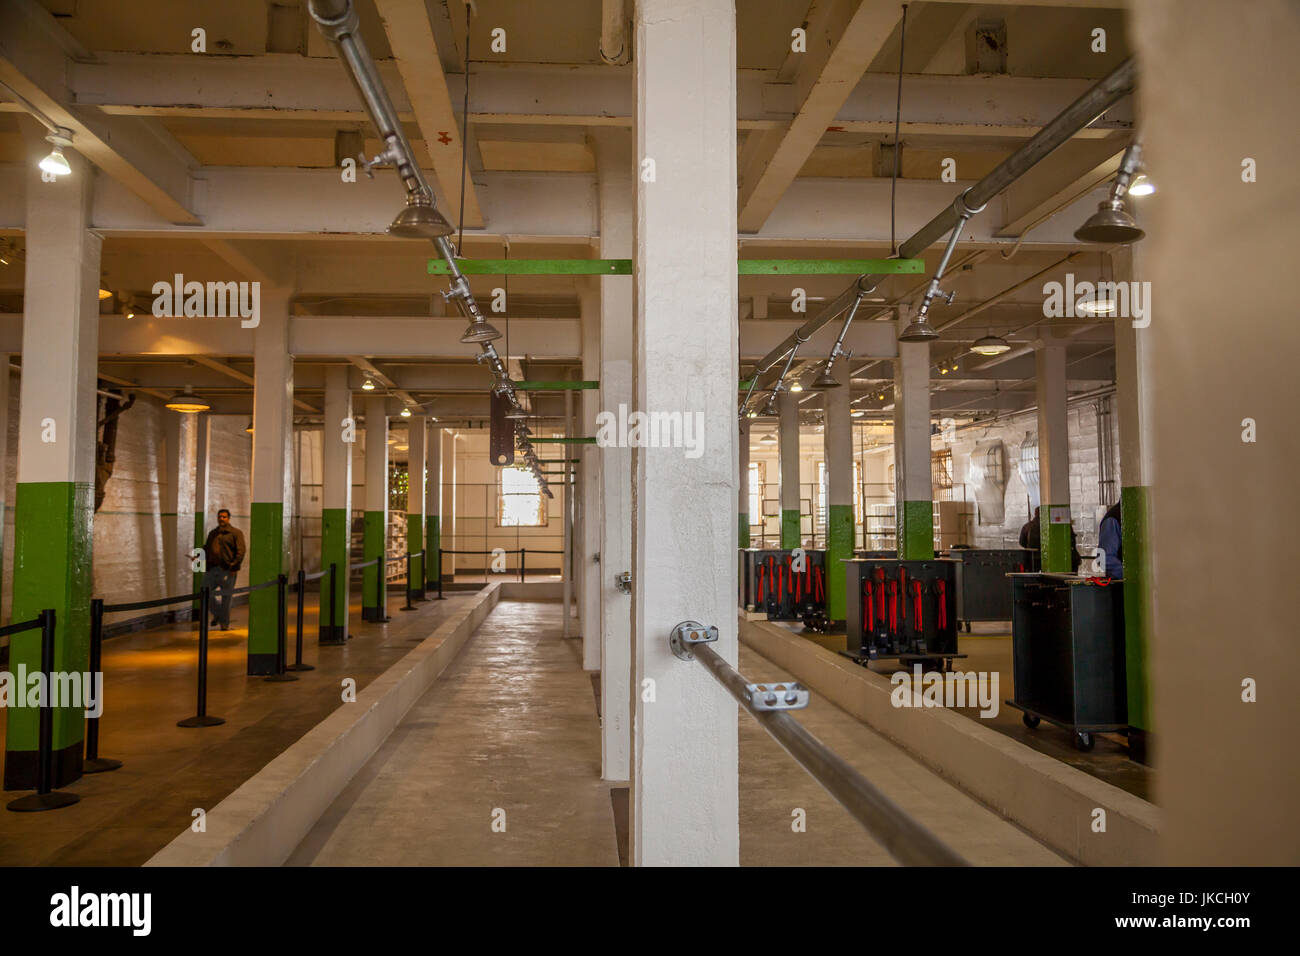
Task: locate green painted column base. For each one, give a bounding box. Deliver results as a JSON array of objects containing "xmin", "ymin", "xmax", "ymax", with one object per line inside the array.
[
  {"xmin": 320, "ymin": 507, "xmax": 350, "ymax": 644},
  {"xmin": 362, "ymin": 510, "xmax": 389, "ymax": 622},
  {"xmin": 897, "ymin": 500, "xmax": 934, "ymax": 560},
  {"xmin": 1040, "ymin": 504, "xmax": 1073, "ymax": 574},
  {"xmin": 1121, "ymin": 485, "xmax": 1152, "ymax": 739},
  {"xmin": 4, "ymin": 481, "xmax": 93, "ymax": 790},
  {"xmin": 738, "ymin": 511, "xmax": 750, "ymax": 549},
  {"xmin": 248, "ymin": 501, "xmax": 284, "ymax": 675},
  {"xmin": 406, "ymin": 512, "xmax": 425, "ymax": 599},
  {"xmin": 426, "ymin": 515, "xmax": 441, "ymax": 589},
  {"xmin": 780, "ymin": 509, "xmax": 801, "ymax": 549},
  {"xmin": 825, "ymin": 503, "xmax": 854, "ymax": 622}
]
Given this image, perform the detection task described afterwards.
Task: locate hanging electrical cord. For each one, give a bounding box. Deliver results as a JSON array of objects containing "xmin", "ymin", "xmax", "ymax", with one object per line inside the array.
[{"xmin": 890, "ymin": 4, "xmax": 908, "ymax": 256}]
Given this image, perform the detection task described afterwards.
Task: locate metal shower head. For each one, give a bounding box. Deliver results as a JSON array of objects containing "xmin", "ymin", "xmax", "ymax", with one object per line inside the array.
[
  {"xmin": 1074, "ymin": 199, "xmax": 1145, "ymax": 244},
  {"xmin": 388, "ymin": 193, "xmax": 454, "ymax": 239}
]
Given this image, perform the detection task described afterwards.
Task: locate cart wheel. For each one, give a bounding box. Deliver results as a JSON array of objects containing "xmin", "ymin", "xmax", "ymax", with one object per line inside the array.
[
  {"xmin": 1022, "ymin": 713, "xmax": 1040, "ymax": 729},
  {"xmin": 964, "ymin": 621, "xmax": 972, "ymax": 633},
  {"xmin": 1074, "ymin": 731, "xmax": 1095, "ymax": 752}
]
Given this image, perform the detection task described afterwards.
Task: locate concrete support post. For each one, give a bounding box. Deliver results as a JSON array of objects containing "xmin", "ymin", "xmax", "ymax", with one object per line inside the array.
[
  {"xmin": 192, "ymin": 414, "xmax": 211, "ymax": 614},
  {"xmin": 362, "ymin": 395, "xmax": 388, "ymax": 620},
  {"xmin": 778, "ymin": 390, "xmax": 801, "ymax": 548},
  {"xmin": 0, "ymin": 353, "xmax": 10, "ymax": 617},
  {"xmin": 737, "ymin": 422, "xmax": 750, "ymax": 548},
  {"xmin": 426, "ymin": 424, "xmax": 441, "ymax": 590},
  {"xmin": 823, "ymin": 360, "xmax": 853, "ymax": 620},
  {"xmin": 630, "ymin": 0, "xmax": 739, "ymax": 865},
  {"xmin": 407, "ymin": 416, "xmax": 426, "ymax": 597},
  {"xmin": 5, "ymin": 132, "xmax": 100, "ymax": 788},
  {"xmin": 579, "ymin": 279, "xmax": 602, "ymax": 664},
  {"xmin": 1128, "ymin": 0, "xmax": 1299, "ymax": 861},
  {"xmin": 1112, "ymin": 247, "xmax": 1155, "ymax": 757},
  {"xmin": 591, "ymin": 127, "xmax": 633, "ymax": 779},
  {"xmin": 893, "ymin": 315, "xmax": 934, "ymax": 560},
  {"xmin": 321, "ymin": 367, "xmax": 352, "ymax": 641},
  {"xmin": 249, "ymin": 289, "xmax": 294, "ymax": 674},
  {"xmin": 440, "ymin": 429, "xmax": 455, "ymax": 581},
  {"xmin": 562, "ymin": 385, "xmax": 573, "ymax": 638},
  {"xmin": 1034, "ymin": 342, "xmax": 1072, "ymax": 572},
  {"xmin": 161, "ymin": 412, "xmax": 193, "ymax": 603}
]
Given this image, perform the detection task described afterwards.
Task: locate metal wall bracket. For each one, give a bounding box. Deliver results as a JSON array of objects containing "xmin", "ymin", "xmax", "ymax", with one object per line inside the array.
[
  {"xmin": 615, "ymin": 570, "xmax": 632, "ymax": 594},
  {"xmin": 746, "ymin": 682, "xmax": 810, "ymax": 711},
  {"xmin": 669, "ymin": 621, "xmax": 718, "ymax": 661}
]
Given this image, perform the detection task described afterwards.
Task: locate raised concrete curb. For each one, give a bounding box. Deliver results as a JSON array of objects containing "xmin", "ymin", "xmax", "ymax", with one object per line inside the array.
[
  {"xmin": 146, "ymin": 583, "xmax": 503, "ymax": 867},
  {"xmin": 739, "ymin": 615, "xmax": 1162, "ymax": 865}
]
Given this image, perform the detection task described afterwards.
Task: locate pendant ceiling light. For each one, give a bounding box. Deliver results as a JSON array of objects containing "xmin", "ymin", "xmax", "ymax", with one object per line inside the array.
[
  {"xmin": 165, "ymin": 386, "xmax": 210, "ymax": 414},
  {"xmin": 39, "ymin": 129, "xmax": 74, "ymax": 177},
  {"xmin": 969, "ymin": 334, "xmax": 1011, "ymax": 356}
]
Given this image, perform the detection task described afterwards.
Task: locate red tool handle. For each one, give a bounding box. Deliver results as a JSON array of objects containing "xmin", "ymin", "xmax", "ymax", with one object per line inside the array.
[
  {"xmin": 912, "ymin": 579, "xmax": 924, "ymax": 631},
  {"xmin": 899, "ymin": 567, "xmax": 909, "ymax": 621},
  {"xmin": 863, "ymin": 577, "xmax": 873, "ymax": 628},
  {"xmin": 887, "ymin": 580, "xmax": 898, "ymax": 634}
]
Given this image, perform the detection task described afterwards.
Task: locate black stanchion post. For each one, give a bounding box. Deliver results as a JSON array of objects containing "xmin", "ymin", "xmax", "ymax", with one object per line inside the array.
[
  {"xmin": 83, "ymin": 598, "xmax": 122, "ymax": 773},
  {"xmin": 288, "ymin": 569, "xmax": 314, "ymax": 671},
  {"xmin": 7, "ymin": 610, "xmax": 80, "ymax": 812},
  {"xmin": 179, "ymin": 588, "xmax": 225, "ymax": 727},
  {"xmin": 436, "ymin": 548, "xmax": 444, "ymax": 600},
  {"xmin": 267, "ymin": 574, "xmax": 298, "ymax": 682},
  {"xmin": 401, "ymin": 551, "xmax": 417, "ymax": 611},
  {"xmin": 520, "ymin": 547, "xmax": 527, "ymax": 583}
]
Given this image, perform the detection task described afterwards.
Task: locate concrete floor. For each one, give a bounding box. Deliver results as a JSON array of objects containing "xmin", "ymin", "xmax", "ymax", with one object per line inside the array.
[
  {"xmin": 798, "ymin": 623, "xmax": 1153, "ymax": 801},
  {"xmin": 291, "ymin": 600, "xmax": 1065, "ymax": 866},
  {"xmin": 0, "ymin": 589, "xmax": 471, "ymax": 866}
]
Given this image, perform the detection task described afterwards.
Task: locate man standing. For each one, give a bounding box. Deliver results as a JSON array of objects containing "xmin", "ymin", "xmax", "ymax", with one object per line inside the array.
[
  {"xmin": 203, "ymin": 508, "xmax": 246, "ymax": 630},
  {"xmin": 1098, "ymin": 501, "xmax": 1123, "ymax": 578}
]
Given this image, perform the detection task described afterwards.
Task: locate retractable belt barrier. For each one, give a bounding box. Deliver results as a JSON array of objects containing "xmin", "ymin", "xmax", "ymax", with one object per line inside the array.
[{"xmin": 3, "ymin": 610, "xmax": 77, "ymax": 813}]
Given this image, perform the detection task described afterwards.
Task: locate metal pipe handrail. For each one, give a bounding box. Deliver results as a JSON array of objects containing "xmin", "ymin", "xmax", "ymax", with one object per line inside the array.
[
  {"xmin": 685, "ymin": 639, "xmax": 968, "ymax": 866},
  {"xmin": 742, "ymin": 57, "xmax": 1137, "ymax": 410}
]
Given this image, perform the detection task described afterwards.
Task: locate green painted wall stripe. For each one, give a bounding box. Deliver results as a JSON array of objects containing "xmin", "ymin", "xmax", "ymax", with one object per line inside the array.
[
  {"xmin": 428, "ymin": 258, "xmax": 924, "ymax": 276},
  {"xmin": 738, "ymin": 512, "xmax": 750, "ymax": 549},
  {"xmin": 1040, "ymin": 505, "xmax": 1073, "ymax": 573},
  {"xmin": 248, "ymin": 501, "xmax": 284, "ymax": 661},
  {"xmin": 321, "ymin": 507, "xmax": 350, "ymax": 631},
  {"xmin": 826, "ymin": 503, "xmax": 854, "ymax": 621},
  {"xmin": 7, "ymin": 481, "xmax": 94, "ymax": 756},
  {"xmin": 897, "ymin": 499, "xmax": 934, "ymax": 560},
  {"xmin": 426, "ymin": 515, "xmax": 441, "ymax": 584},
  {"xmin": 780, "ymin": 509, "xmax": 801, "ymax": 549},
  {"xmin": 363, "ymin": 510, "xmax": 386, "ymax": 607},
  {"xmin": 1121, "ymin": 485, "xmax": 1152, "ymax": 731}
]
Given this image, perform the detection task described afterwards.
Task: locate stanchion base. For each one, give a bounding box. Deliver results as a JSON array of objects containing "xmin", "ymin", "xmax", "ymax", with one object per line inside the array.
[
  {"xmin": 400, "ymin": 605, "xmax": 417, "ymax": 612},
  {"xmin": 82, "ymin": 757, "xmax": 123, "ymax": 774},
  {"xmin": 286, "ymin": 663, "xmax": 315, "ymax": 672},
  {"xmin": 177, "ymin": 715, "xmax": 226, "ymax": 728},
  {"xmin": 265, "ymin": 672, "xmax": 299, "ymax": 682},
  {"xmin": 7, "ymin": 791, "xmax": 80, "ymax": 812}
]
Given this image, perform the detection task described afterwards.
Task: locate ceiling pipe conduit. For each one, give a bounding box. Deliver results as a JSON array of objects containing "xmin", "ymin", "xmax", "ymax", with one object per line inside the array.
[
  {"xmin": 308, "ymin": 0, "xmax": 545, "ymax": 488},
  {"xmin": 741, "ymin": 57, "xmax": 1136, "ymax": 412}
]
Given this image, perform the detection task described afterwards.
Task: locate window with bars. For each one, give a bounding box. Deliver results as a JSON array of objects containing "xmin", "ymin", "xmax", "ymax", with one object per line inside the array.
[
  {"xmin": 931, "ymin": 449, "xmax": 954, "ymax": 490},
  {"xmin": 748, "ymin": 461, "xmax": 764, "ymax": 520}
]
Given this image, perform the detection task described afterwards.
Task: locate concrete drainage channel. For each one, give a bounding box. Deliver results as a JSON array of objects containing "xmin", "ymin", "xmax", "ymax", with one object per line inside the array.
[
  {"xmin": 739, "ymin": 614, "xmax": 1161, "ymax": 866},
  {"xmin": 146, "ymin": 581, "xmax": 541, "ymax": 867}
]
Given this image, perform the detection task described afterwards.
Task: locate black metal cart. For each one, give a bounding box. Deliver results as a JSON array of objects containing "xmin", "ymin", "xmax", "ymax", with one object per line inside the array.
[
  {"xmin": 738, "ymin": 548, "xmax": 827, "ymax": 626},
  {"xmin": 840, "ymin": 557, "xmax": 963, "ymax": 672},
  {"xmin": 1005, "ymin": 572, "xmax": 1127, "ymax": 751},
  {"xmin": 943, "ymin": 548, "xmax": 1035, "ymax": 630}
]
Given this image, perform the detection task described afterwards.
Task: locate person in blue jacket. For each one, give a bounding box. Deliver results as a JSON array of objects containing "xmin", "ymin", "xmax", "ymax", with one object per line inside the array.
[{"xmin": 1098, "ymin": 501, "xmax": 1123, "ymax": 578}]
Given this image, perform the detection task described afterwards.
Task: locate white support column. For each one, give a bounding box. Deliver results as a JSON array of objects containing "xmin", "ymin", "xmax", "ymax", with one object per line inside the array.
[
  {"xmin": 6, "ymin": 124, "xmax": 101, "ymax": 785},
  {"xmin": 427, "ymin": 422, "xmax": 441, "ymax": 591},
  {"xmin": 440, "ymin": 429, "xmax": 456, "ymax": 580},
  {"xmin": 320, "ymin": 367, "xmax": 351, "ymax": 641},
  {"xmin": 591, "ymin": 128, "xmax": 634, "ymax": 779},
  {"xmin": 823, "ymin": 360, "xmax": 853, "ymax": 620},
  {"xmin": 249, "ymin": 288, "xmax": 294, "ymax": 672},
  {"xmin": 407, "ymin": 415, "xmax": 427, "ymax": 595},
  {"xmin": 778, "ymin": 389, "xmax": 801, "ymax": 548},
  {"xmin": 0, "ymin": 352, "xmax": 9, "ymax": 616},
  {"xmin": 161, "ymin": 411, "xmax": 193, "ymax": 601},
  {"xmin": 362, "ymin": 394, "xmax": 389, "ymax": 618},
  {"xmin": 1034, "ymin": 340, "xmax": 1072, "ymax": 572},
  {"xmin": 630, "ymin": 0, "xmax": 739, "ymax": 866},
  {"xmin": 893, "ymin": 311, "xmax": 934, "ymax": 560},
  {"xmin": 581, "ymin": 279, "xmax": 602, "ymax": 652},
  {"xmin": 191, "ymin": 414, "xmax": 211, "ymax": 604}
]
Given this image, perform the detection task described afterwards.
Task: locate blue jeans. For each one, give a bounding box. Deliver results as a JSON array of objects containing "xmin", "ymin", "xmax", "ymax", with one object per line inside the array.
[{"xmin": 204, "ymin": 567, "xmax": 237, "ymax": 627}]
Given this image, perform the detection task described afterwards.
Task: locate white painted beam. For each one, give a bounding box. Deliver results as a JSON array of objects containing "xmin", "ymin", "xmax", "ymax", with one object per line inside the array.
[
  {"xmin": 373, "ymin": 0, "xmax": 483, "ymax": 228},
  {"xmin": 0, "ymin": 0, "xmax": 199, "ymax": 225},
  {"xmin": 738, "ymin": 1, "xmax": 901, "ymax": 232}
]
